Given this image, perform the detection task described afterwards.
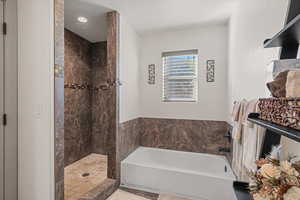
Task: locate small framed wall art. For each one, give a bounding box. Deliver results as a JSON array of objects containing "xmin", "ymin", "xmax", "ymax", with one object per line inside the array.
[
  {"xmin": 207, "ymin": 60, "xmax": 215, "ymax": 82},
  {"xmin": 148, "ymin": 64, "xmax": 156, "ymax": 84}
]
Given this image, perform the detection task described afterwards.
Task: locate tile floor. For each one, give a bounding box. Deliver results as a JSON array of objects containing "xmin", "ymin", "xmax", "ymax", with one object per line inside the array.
[
  {"xmin": 107, "ymin": 190, "xmax": 150, "ymax": 200},
  {"xmin": 158, "ymin": 194, "xmax": 190, "ymax": 200},
  {"xmin": 108, "ymin": 189, "xmax": 189, "ymax": 200},
  {"xmin": 64, "ymin": 153, "xmax": 107, "ymax": 200},
  {"xmin": 120, "ymin": 187, "xmax": 159, "ymax": 200},
  {"xmin": 64, "ymin": 153, "xmax": 188, "ymax": 200}
]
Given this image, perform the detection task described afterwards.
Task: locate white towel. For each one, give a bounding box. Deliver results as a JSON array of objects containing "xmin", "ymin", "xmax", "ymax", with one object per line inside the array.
[
  {"xmin": 232, "ymin": 99, "xmax": 266, "ymax": 180},
  {"xmin": 232, "ymin": 99, "xmax": 247, "ymax": 180},
  {"xmin": 231, "ymin": 99, "xmax": 247, "ymax": 142},
  {"xmin": 232, "ymin": 101, "xmax": 241, "ymax": 122},
  {"xmin": 232, "ymin": 139, "xmax": 244, "ymax": 180},
  {"xmin": 242, "ymin": 99, "xmax": 257, "ymax": 128},
  {"xmin": 242, "ymin": 100, "xmax": 266, "ymax": 172}
]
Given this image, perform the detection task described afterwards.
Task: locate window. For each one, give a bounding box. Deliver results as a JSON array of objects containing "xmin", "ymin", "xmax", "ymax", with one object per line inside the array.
[{"xmin": 162, "ymin": 49, "xmax": 198, "ymax": 102}]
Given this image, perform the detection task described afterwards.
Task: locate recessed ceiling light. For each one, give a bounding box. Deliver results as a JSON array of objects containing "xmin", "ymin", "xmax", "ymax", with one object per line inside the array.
[{"xmin": 77, "ymin": 16, "xmax": 88, "ymax": 23}]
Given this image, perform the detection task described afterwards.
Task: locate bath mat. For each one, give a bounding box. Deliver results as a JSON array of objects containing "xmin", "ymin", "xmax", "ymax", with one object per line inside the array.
[{"xmin": 158, "ymin": 194, "xmax": 190, "ymax": 200}]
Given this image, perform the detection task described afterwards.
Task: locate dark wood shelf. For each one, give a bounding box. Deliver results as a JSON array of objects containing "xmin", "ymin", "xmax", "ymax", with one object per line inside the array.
[
  {"xmin": 233, "ymin": 181, "xmax": 251, "ymax": 200},
  {"xmin": 264, "ymin": 14, "xmax": 300, "ymax": 48},
  {"xmin": 248, "ymin": 113, "xmax": 300, "ymax": 143}
]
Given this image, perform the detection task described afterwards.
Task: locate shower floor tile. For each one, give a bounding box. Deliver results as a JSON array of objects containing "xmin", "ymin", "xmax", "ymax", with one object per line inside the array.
[{"xmin": 64, "ymin": 153, "xmax": 107, "ymax": 200}]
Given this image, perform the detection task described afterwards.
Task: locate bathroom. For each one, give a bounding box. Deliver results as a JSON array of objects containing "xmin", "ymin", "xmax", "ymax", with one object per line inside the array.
[
  {"xmin": 7, "ymin": 0, "xmax": 300, "ymax": 200},
  {"xmin": 60, "ymin": 0, "xmax": 234, "ymax": 199},
  {"xmin": 55, "ymin": 0, "xmax": 300, "ymax": 199}
]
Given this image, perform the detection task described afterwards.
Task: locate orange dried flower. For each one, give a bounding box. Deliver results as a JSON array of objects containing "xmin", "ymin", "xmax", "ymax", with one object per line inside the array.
[{"xmin": 256, "ymin": 159, "xmax": 270, "ymax": 167}]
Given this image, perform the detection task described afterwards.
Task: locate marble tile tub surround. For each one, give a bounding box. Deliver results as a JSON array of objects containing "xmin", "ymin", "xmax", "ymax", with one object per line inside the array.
[
  {"xmin": 119, "ymin": 118, "xmax": 232, "ymax": 163},
  {"xmin": 140, "ymin": 118, "xmax": 231, "ymax": 156},
  {"xmin": 118, "ymin": 118, "xmax": 141, "ymax": 162}
]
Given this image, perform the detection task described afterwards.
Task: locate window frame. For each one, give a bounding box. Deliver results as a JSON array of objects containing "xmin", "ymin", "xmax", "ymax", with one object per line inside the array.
[{"xmin": 162, "ymin": 49, "xmax": 199, "ymax": 103}]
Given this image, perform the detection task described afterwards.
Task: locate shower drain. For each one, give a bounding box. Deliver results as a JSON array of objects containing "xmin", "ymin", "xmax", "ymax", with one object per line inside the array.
[{"xmin": 82, "ymin": 173, "xmax": 90, "ymax": 177}]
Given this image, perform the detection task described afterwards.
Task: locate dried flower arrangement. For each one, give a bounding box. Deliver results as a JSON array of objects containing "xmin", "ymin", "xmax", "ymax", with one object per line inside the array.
[{"xmin": 249, "ymin": 146, "xmax": 300, "ymax": 200}]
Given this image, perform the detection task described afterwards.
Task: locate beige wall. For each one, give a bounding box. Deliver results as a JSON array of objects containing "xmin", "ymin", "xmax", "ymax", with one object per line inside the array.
[
  {"xmin": 18, "ymin": 0, "xmax": 55, "ymax": 199},
  {"xmin": 140, "ymin": 24, "xmax": 229, "ymax": 121},
  {"xmin": 228, "ymin": 0, "xmax": 288, "ymax": 109},
  {"xmin": 119, "ymin": 16, "xmax": 141, "ymax": 123}
]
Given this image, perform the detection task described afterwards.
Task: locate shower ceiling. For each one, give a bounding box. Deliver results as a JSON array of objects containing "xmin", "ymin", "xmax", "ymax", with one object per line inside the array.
[{"xmin": 65, "ymin": 0, "xmax": 112, "ymax": 42}]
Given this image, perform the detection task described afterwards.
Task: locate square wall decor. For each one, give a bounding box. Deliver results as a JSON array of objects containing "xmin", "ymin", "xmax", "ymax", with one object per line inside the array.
[{"xmin": 207, "ymin": 60, "xmax": 215, "ymax": 82}]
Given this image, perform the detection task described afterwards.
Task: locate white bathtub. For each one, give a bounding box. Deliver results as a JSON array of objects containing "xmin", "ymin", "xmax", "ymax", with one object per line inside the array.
[{"xmin": 121, "ymin": 147, "xmax": 237, "ymax": 200}]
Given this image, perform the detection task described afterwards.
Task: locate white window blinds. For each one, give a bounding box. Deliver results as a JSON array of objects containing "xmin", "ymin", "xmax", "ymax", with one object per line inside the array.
[{"xmin": 162, "ymin": 49, "xmax": 198, "ymax": 102}]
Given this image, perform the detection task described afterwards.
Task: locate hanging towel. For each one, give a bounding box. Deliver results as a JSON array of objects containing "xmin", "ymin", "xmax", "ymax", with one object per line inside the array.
[
  {"xmin": 232, "ymin": 139, "xmax": 244, "ymax": 180},
  {"xmin": 231, "ymin": 99, "xmax": 248, "ymax": 181},
  {"xmin": 242, "ymin": 100, "xmax": 266, "ymax": 172},
  {"xmin": 231, "ymin": 99, "xmax": 247, "ymax": 142},
  {"xmin": 242, "ymin": 99, "xmax": 258, "ymax": 128},
  {"xmin": 233, "ymin": 135, "xmax": 251, "ymax": 181},
  {"xmin": 232, "ymin": 101, "xmax": 241, "ymax": 122}
]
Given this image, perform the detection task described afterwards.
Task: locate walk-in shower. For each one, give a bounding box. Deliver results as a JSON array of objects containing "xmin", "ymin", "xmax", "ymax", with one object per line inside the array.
[{"xmin": 63, "ymin": 1, "xmax": 118, "ymax": 199}]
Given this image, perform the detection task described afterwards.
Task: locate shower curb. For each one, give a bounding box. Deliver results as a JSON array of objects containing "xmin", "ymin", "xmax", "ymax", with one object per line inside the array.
[{"xmin": 79, "ymin": 178, "xmax": 117, "ymax": 200}]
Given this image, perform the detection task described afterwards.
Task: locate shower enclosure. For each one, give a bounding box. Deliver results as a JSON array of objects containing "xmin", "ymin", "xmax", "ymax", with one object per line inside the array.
[
  {"xmin": 54, "ymin": 0, "xmax": 120, "ymax": 199},
  {"xmin": 64, "ymin": 29, "xmax": 111, "ymax": 199}
]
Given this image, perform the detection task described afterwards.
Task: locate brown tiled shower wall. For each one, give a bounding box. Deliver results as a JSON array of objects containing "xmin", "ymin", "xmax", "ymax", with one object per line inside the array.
[
  {"xmin": 64, "ymin": 29, "xmax": 111, "ymax": 166},
  {"xmin": 119, "ymin": 118, "xmax": 232, "ymax": 162},
  {"xmin": 90, "ymin": 42, "xmax": 111, "ymax": 155},
  {"xmin": 64, "ymin": 29, "xmax": 93, "ymax": 166}
]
